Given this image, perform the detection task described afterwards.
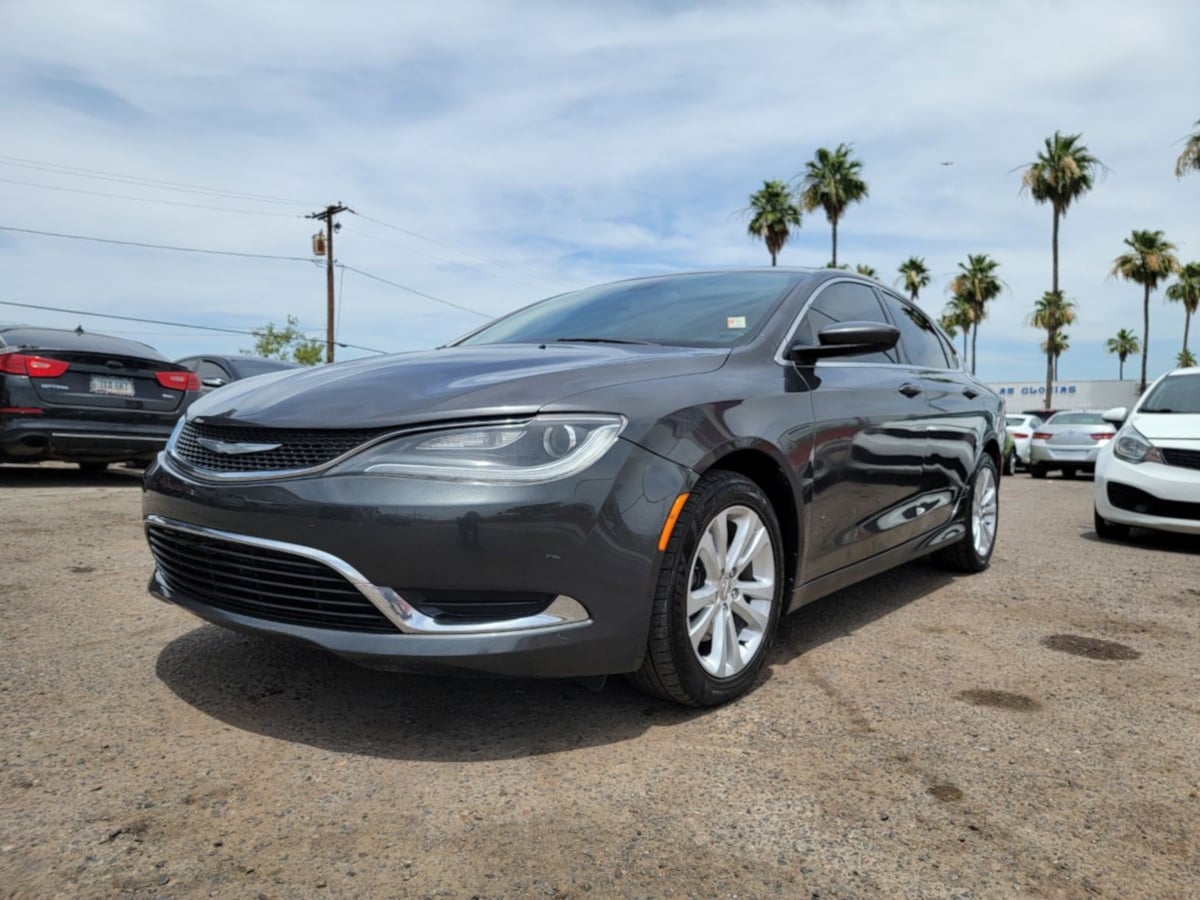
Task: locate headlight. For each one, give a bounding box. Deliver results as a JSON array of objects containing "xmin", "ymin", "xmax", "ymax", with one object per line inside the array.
[
  {"xmin": 332, "ymin": 414, "xmax": 625, "ymax": 483},
  {"xmin": 1112, "ymin": 425, "xmax": 1164, "ymax": 464}
]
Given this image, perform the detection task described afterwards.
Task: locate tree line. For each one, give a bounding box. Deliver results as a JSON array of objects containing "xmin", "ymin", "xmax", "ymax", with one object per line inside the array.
[{"xmin": 747, "ymin": 120, "xmax": 1200, "ymax": 396}]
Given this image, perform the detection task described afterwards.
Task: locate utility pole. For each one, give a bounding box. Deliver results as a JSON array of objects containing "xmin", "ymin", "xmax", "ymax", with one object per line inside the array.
[{"xmin": 306, "ymin": 202, "xmax": 351, "ymax": 363}]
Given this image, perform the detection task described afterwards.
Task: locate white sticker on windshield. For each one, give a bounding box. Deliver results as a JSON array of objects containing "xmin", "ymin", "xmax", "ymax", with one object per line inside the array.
[{"xmin": 726, "ymin": 316, "xmax": 747, "ymax": 329}]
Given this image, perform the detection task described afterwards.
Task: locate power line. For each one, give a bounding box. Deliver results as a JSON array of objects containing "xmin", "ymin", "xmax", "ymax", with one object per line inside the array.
[
  {"xmin": 0, "ymin": 299, "xmax": 389, "ymax": 355},
  {"xmin": 350, "ymin": 210, "xmax": 575, "ymax": 292},
  {"xmin": 0, "ymin": 224, "xmax": 315, "ymax": 262},
  {"xmin": 338, "ymin": 264, "xmax": 491, "ymax": 318},
  {"xmin": 0, "ymin": 155, "xmax": 311, "ymax": 206},
  {"xmin": 0, "ymin": 176, "xmax": 306, "ymax": 218}
]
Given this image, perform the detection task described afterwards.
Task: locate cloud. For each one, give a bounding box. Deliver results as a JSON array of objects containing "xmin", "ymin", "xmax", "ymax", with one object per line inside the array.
[{"xmin": 1, "ymin": 0, "xmax": 1197, "ymax": 381}]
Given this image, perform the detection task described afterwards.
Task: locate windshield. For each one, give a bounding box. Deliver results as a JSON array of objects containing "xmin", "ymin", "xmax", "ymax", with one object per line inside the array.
[
  {"xmin": 233, "ymin": 358, "xmax": 300, "ymax": 378},
  {"xmin": 1140, "ymin": 372, "xmax": 1200, "ymax": 413},
  {"xmin": 456, "ymin": 271, "xmax": 804, "ymax": 348}
]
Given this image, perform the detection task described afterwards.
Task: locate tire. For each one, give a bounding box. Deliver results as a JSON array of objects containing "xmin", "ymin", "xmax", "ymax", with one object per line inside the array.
[
  {"xmin": 1030, "ymin": 463, "xmax": 1048, "ymax": 479},
  {"xmin": 627, "ymin": 470, "xmax": 784, "ymax": 707},
  {"xmin": 1002, "ymin": 450, "xmax": 1016, "ymax": 477},
  {"xmin": 1062, "ymin": 467, "xmax": 1077, "ymax": 479},
  {"xmin": 934, "ymin": 455, "xmax": 999, "ymax": 573},
  {"xmin": 1094, "ymin": 507, "xmax": 1130, "ymax": 541},
  {"xmin": 78, "ymin": 461, "xmax": 109, "ymax": 475}
]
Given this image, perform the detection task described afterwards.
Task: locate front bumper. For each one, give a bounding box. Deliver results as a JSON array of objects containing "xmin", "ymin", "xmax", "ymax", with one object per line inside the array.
[
  {"xmin": 141, "ymin": 440, "xmax": 692, "ymax": 678},
  {"xmin": 1094, "ymin": 450, "xmax": 1200, "ymax": 536}
]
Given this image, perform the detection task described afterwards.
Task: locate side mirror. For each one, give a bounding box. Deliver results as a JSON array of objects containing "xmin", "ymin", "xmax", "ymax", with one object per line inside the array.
[
  {"xmin": 1101, "ymin": 406, "xmax": 1127, "ymax": 426},
  {"xmin": 201, "ymin": 377, "xmax": 227, "ymax": 388},
  {"xmin": 786, "ymin": 321, "xmax": 900, "ymax": 362}
]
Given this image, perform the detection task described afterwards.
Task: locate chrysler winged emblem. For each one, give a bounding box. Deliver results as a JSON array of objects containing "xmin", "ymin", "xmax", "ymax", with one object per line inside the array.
[{"xmin": 197, "ymin": 437, "xmax": 282, "ymax": 455}]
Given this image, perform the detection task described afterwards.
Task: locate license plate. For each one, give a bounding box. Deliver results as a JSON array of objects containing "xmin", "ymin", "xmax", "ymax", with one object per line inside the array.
[{"xmin": 90, "ymin": 375, "xmax": 135, "ymax": 397}]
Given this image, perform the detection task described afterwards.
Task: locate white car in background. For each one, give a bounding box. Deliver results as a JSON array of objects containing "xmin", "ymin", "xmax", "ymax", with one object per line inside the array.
[
  {"xmin": 1093, "ymin": 367, "xmax": 1200, "ymax": 539},
  {"xmin": 1004, "ymin": 413, "xmax": 1042, "ymax": 471}
]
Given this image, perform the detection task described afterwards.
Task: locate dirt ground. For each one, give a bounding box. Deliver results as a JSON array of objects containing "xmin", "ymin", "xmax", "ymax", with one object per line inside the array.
[{"xmin": 1, "ymin": 462, "xmax": 1197, "ymax": 898}]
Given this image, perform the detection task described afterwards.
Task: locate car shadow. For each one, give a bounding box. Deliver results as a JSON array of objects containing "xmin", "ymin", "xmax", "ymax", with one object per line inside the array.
[
  {"xmin": 770, "ymin": 559, "xmax": 957, "ymax": 667},
  {"xmin": 0, "ymin": 462, "xmax": 145, "ymax": 487},
  {"xmin": 1081, "ymin": 528, "xmax": 1200, "ymax": 554},
  {"xmin": 154, "ymin": 559, "xmax": 957, "ymax": 762}
]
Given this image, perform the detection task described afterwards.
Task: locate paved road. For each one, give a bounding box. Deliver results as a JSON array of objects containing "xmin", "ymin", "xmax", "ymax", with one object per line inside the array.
[{"xmin": 1, "ymin": 464, "xmax": 1197, "ymax": 897}]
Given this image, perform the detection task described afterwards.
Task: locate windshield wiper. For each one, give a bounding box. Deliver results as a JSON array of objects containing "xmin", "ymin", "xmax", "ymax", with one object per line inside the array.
[{"xmin": 554, "ymin": 337, "xmax": 659, "ymax": 346}]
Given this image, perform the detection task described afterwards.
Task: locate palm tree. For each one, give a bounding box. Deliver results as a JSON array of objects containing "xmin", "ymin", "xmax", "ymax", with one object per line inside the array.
[
  {"xmin": 1165, "ymin": 261, "xmax": 1200, "ymax": 360},
  {"xmin": 1030, "ymin": 290, "xmax": 1077, "ymax": 395},
  {"xmin": 1175, "ymin": 119, "xmax": 1200, "ymax": 178},
  {"xmin": 940, "ymin": 294, "xmax": 975, "ymax": 365},
  {"xmin": 1020, "ymin": 132, "xmax": 1103, "ymax": 301},
  {"xmin": 746, "ymin": 180, "xmax": 801, "ymax": 266},
  {"xmin": 1177, "ymin": 348, "xmax": 1198, "ymax": 368},
  {"xmin": 798, "ymin": 144, "xmax": 868, "ymax": 268},
  {"xmin": 1112, "ymin": 230, "xmax": 1182, "ymax": 392},
  {"xmin": 1105, "ymin": 328, "xmax": 1140, "ymax": 381},
  {"xmin": 855, "ymin": 263, "xmax": 878, "ymax": 280},
  {"xmin": 897, "ymin": 256, "xmax": 931, "ymax": 304},
  {"xmin": 1040, "ymin": 331, "xmax": 1069, "ymax": 380},
  {"xmin": 949, "ymin": 254, "xmax": 1002, "ymax": 375}
]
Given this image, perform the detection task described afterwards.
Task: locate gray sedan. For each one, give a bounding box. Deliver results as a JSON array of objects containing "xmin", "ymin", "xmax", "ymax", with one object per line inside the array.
[
  {"xmin": 142, "ymin": 269, "xmax": 1004, "ymax": 707},
  {"xmin": 1028, "ymin": 410, "xmax": 1116, "ymax": 478}
]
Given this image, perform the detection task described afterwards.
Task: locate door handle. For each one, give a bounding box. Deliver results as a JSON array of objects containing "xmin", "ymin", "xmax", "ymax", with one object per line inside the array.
[
  {"xmin": 963, "ymin": 387, "xmax": 979, "ymax": 399},
  {"xmin": 899, "ymin": 383, "xmax": 923, "ymax": 398}
]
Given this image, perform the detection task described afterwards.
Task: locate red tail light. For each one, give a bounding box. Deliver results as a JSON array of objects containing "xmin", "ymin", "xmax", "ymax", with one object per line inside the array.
[
  {"xmin": 0, "ymin": 353, "xmax": 70, "ymax": 378},
  {"xmin": 1032, "ymin": 431, "xmax": 1052, "ymax": 440},
  {"xmin": 1011, "ymin": 431, "xmax": 1030, "ymax": 438},
  {"xmin": 1091, "ymin": 432, "xmax": 1115, "ymax": 441},
  {"xmin": 156, "ymin": 370, "xmax": 201, "ymax": 391}
]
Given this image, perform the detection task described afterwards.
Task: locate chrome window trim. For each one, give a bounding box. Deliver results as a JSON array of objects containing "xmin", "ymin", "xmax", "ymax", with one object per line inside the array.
[{"xmin": 144, "ymin": 514, "xmax": 591, "ymax": 636}]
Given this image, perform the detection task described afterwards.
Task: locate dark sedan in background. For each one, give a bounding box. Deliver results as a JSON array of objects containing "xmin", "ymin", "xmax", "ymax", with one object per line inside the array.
[
  {"xmin": 175, "ymin": 354, "xmax": 301, "ymax": 393},
  {"xmin": 1, "ymin": 326, "xmax": 199, "ymax": 473},
  {"xmin": 142, "ymin": 269, "xmax": 1004, "ymax": 706}
]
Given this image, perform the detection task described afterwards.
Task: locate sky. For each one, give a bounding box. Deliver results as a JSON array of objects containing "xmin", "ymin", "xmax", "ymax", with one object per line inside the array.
[{"xmin": 1, "ymin": 0, "xmax": 1198, "ymax": 386}]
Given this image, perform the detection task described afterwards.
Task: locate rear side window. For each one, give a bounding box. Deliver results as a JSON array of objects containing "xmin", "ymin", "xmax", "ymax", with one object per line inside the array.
[
  {"xmin": 792, "ymin": 282, "xmax": 897, "ymax": 363},
  {"xmin": 879, "ymin": 293, "xmax": 950, "ymax": 369}
]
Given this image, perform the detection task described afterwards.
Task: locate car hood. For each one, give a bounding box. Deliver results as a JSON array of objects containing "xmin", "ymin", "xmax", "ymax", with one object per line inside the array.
[
  {"xmin": 186, "ymin": 343, "xmax": 730, "ymax": 428},
  {"xmin": 1130, "ymin": 412, "xmax": 1200, "ymax": 441}
]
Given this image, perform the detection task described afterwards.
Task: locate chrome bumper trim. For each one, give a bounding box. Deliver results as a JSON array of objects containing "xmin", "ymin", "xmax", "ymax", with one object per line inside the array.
[{"xmin": 144, "ymin": 514, "xmax": 591, "ymax": 636}]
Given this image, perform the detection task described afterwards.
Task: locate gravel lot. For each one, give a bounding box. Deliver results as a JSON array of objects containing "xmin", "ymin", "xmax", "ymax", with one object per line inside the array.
[{"xmin": 1, "ymin": 462, "xmax": 1198, "ymax": 898}]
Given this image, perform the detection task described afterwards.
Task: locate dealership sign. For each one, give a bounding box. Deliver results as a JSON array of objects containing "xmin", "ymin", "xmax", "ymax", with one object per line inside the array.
[{"xmin": 988, "ymin": 380, "xmax": 1140, "ymax": 411}]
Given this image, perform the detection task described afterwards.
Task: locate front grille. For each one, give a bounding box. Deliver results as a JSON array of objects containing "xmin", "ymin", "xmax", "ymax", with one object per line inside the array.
[
  {"xmin": 147, "ymin": 525, "xmax": 399, "ymax": 633},
  {"xmin": 173, "ymin": 421, "xmax": 394, "ymax": 474},
  {"xmin": 1161, "ymin": 447, "xmax": 1200, "ymax": 470},
  {"xmin": 1106, "ymin": 482, "xmax": 1200, "ymax": 522}
]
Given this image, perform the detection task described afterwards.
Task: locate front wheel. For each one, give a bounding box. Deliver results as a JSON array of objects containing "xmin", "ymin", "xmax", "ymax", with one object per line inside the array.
[
  {"xmin": 1094, "ymin": 507, "xmax": 1130, "ymax": 541},
  {"xmin": 935, "ymin": 455, "xmax": 999, "ymax": 573},
  {"xmin": 1062, "ymin": 467, "xmax": 1077, "ymax": 479},
  {"xmin": 627, "ymin": 470, "xmax": 784, "ymax": 707},
  {"xmin": 1030, "ymin": 463, "xmax": 1048, "ymax": 479}
]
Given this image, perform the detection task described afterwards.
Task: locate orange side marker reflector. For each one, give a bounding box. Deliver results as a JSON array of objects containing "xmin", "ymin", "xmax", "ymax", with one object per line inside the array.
[{"xmin": 657, "ymin": 493, "xmax": 690, "ymax": 552}]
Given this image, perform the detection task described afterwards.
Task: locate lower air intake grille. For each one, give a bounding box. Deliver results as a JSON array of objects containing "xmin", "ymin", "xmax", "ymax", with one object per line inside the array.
[
  {"xmin": 147, "ymin": 525, "xmax": 398, "ymax": 633},
  {"xmin": 172, "ymin": 422, "xmax": 394, "ymax": 474},
  {"xmin": 1106, "ymin": 482, "xmax": 1200, "ymax": 522}
]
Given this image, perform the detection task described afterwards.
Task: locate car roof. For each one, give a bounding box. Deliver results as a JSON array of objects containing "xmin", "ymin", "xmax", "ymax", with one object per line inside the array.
[{"xmin": 0, "ymin": 326, "xmax": 167, "ymax": 361}]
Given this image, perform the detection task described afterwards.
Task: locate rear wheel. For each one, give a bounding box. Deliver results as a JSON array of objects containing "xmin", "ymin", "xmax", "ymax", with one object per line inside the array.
[
  {"xmin": 1002, "ymin": 447, "xmax": 1016, "ymax": 476},
  {"xmin": 628, "ymin": 470, "xmax": 784, "ymax": 707},
  {"xmin": 1030, "ymin": 463, "xmax": 1048, "ymax": 479},
  {"xmin": 78, "ymin": 461, "xmax": 108, "ymax": 476},
  {"xmin": 1094, "ymin": 507, "xmax": 1130, "ymax": 541},
  {"xmin": 935, "ymin": 455, "xmax": 999, "ymax": 573},
  {"xmin": 1062, "ymin": 467, "xmax": 1077, "ymax": 479}
]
